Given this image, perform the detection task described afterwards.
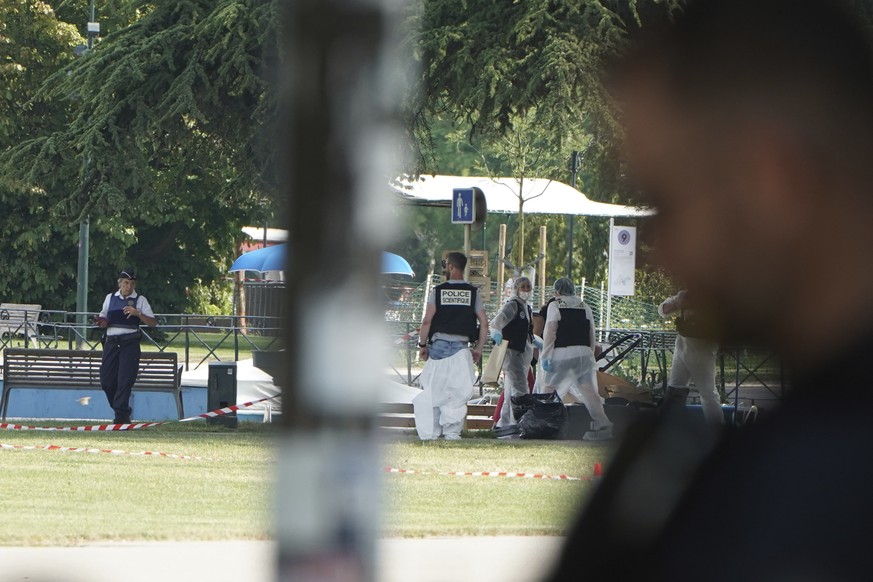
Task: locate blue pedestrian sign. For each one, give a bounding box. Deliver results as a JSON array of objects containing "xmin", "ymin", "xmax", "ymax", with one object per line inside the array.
[{"xmin": 451, "ymin": 188, "xmax": 476, "ymax": 224}]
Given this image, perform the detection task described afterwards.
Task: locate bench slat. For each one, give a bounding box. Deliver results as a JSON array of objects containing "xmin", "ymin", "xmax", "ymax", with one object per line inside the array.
[{"xmin": 377, "ymin": 401, "xmax": 496, "ymax": 432}]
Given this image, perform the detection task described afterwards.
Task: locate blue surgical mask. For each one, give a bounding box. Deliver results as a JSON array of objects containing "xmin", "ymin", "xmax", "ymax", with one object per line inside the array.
[{"xmin": 519, "ymin": 291, "xmax": 531, "ymax": 301}]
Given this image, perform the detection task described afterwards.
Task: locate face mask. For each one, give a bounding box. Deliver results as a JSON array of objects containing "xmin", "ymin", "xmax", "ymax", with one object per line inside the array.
[{"xmin": 518, "ymin": 291, "xmax": 531, "ymax": 301}]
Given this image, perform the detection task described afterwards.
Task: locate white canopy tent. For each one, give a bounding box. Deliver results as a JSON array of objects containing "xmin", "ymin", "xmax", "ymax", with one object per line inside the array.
[{"xmin": 391, "ymin": 174, "xmax": 654, "ymax": 217}]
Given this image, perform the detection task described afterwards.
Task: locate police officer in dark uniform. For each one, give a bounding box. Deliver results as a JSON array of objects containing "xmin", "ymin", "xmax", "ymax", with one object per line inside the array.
[
  {"xmin": 419, "ymin": 252, "xmax": 489, "ymax": 365},
  {"xmin": 96, "ymin": 269, "xmax": 157, "ymax": 424},
  {"xmin": 415, "ymin": 252, "xmax": 489, "ymax": 440}
]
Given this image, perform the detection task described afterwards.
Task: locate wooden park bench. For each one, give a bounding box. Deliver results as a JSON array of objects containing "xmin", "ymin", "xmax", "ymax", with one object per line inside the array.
[
  {"xmin": 377, "ymin": 402, "xmax": 496, "ymax": 431},
  {"xmin": 1, "ymin": 348, "xmax": 184, "ymax": 420}
]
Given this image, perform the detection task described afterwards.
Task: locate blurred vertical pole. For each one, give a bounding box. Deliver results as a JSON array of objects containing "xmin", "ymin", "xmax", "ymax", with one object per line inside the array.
[{"xmin": 279, "ymin": 0, "xmax": 408, "ymax": 580}]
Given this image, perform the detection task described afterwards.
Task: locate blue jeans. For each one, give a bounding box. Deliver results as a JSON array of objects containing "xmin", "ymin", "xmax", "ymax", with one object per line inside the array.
[{"xmin": 429, "ymin": 340, "xmax": 468, "ymax": 361}]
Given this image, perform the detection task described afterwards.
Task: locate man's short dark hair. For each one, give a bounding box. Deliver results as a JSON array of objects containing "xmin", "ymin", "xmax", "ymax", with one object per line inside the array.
[
  {"xmin": 446, "ymin": 251, "xmax": 467, "ymax": 272},
  {"xmin": 618, "ymin": 0, "xmax": 873, "ymax": 178}
]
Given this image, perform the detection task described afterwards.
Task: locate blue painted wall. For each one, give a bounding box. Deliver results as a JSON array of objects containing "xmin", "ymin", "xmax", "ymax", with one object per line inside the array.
[{"xmin": 1, "ymin": 381, "xmax": 208, "ymax": 421}]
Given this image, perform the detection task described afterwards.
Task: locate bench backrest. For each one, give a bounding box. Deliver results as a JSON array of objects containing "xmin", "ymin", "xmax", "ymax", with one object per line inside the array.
[
  {"xmin": 0, "ymin": 304, "xmax": 42, "ymax": 333},
  {"xmin": 3, "ymin": 349, "xmax": 178, "ymax": 389}
]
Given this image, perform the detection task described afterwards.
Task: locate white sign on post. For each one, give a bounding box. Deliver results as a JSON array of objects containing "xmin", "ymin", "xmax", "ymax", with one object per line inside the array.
[{"xmin": 608, "ymin": 225, "xmax": 636, "ymax": 297}]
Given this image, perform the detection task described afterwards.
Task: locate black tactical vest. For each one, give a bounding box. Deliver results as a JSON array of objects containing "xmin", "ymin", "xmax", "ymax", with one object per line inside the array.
[
  {"xmin": 429, "ymin": 282, "xmax": 479, "ymax": 342},
  {"xmin": 554, "ymin": 301, "xmax": 591, "ymax": 348},
  {"xmin": 502, "ymin": 298, "xmax": 533, "ymax": 352}
]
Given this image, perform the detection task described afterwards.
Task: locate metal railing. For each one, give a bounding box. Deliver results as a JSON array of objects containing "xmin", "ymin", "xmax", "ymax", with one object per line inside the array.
[
  {"xmin": 0, "ymin": 308, "xmax": 284, "ymax": 370},
  {"xmin": 387, "ymin": 322, "xmax": 788, "ymax": 406}
]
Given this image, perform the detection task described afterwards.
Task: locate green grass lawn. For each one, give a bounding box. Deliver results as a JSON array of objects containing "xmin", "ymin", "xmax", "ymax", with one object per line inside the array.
[
  {"xmin": 0, "ymin": 425, "xmax": 609, "ymax": 545},
  {"xmin": 381, "ymin": 438, "xmax": 607, "ymax": 537},
  {"xmin": 0, "ymin": 423, "xmax": 276, "ymax": 546}
]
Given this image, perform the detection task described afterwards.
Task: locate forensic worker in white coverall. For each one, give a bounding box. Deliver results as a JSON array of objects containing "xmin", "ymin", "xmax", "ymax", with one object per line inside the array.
[
  {"xmin": 489, "ymin": 276, "xmax": 542, "ymax": 434},
  {"xmin": 415, "ymin": 252, "xmax": 490, "ymax": 440},
  {"xmin": 659, "ymin": 290, "xmax": 725, "ymax": 428},
  {"xmin": 539, "ymin": 278, "xmax": 613, "ymax": 441}
]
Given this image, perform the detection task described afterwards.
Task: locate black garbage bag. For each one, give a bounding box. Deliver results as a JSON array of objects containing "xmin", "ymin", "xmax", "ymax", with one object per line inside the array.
[{"xmin": 511, "ymin": 393, "xmax": 567, "ymax": 439}]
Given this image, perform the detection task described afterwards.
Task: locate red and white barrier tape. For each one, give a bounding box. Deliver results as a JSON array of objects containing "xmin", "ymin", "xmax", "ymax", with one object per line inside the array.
[
  {"xmin": 0, "ymin": 442, "xmax": 206, "ymax": 460},
  {"xmin": 384, "ymin": 466, "xmax": 588, "ymax": 482},
  {"xmin": 0, "ymin": 395, "xmax": 280, "ymax": 432}
]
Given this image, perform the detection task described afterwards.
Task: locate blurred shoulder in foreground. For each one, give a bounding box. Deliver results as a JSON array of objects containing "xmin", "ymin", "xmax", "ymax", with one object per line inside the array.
[{"xmin": 549, "ymin": 0, "xmax": 873, "ymax": 580}]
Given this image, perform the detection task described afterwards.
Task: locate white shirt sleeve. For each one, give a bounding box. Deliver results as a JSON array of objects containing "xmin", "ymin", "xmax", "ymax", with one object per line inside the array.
[
  {"xmin": 137, "ymin": 295, "xmax": 155, "ymax": 319},
  {"xmin": 99, "ymin": 294, "xmax": 111, "ymax": 318},
  {"xmin": 658, "ymin": 294, "xmax": 681, "ymax": 318}
]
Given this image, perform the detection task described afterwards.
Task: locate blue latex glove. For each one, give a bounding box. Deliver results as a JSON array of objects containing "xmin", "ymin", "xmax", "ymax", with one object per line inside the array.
[
  {"xmin": 541, "ymin": 359, "xmax": 553, "ymax": 373},
  {"xmin": 491, "ymin": 331, "xmax": 503, "ymax": 344},
  {"xmin": 532, "ymin": 336, "xmax": 544, "ymax": 350}
]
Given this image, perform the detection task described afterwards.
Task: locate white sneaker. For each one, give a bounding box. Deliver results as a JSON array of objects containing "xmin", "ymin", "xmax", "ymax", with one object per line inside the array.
[
  {"xmin": 582, "ymin": 426, "xmax": 614, "ymax": 442},
  {"xmin": 444, "ymin": 434, "xmax": 462, "ymax": 441}
]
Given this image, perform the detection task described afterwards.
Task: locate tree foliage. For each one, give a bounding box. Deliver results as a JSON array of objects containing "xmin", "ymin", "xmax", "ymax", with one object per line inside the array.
[
  {"xmin": 0, "ymin": 0, "xmax": 282, "ymax": 311},
  {"xmin": 396, "ymin": 0, "xmax": 680, "ymax": 291}
]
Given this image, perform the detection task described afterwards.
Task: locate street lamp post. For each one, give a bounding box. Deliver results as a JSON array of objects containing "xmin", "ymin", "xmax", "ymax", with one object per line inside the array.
[{"xmin": 75, "ymin": 1, "xmax": 99, "ymax": 347}]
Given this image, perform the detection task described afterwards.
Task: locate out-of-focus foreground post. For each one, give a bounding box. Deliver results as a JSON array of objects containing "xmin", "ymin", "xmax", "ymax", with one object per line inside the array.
[{"xmin": 278, "ymin": 0, "xmax": 409, "ymax": 580}]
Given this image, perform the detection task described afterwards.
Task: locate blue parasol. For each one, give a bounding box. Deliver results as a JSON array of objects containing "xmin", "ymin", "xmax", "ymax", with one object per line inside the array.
[
  {"xmin": 381, "ymin": 252, "xmax": 415, "ymax": 277},
  {"xmin": 230, "ymin": 245, "xmax": 414, "ymax": 277},
  {"xmin": 229, "ymin": 244, "xmax": 286, "ymax": 273}
]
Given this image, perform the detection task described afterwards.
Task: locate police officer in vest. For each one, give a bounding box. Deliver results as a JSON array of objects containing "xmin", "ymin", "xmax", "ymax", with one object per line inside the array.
[
  {"xmin": 414, "ymin": 252, "xmax": 489, "ymax": 440},
  {"xmin": 539, "ymin": 277, "xmax": 613, "ymax": 441},
  {"xmin": 490, "ymin": 276, "xmax": 543, "ymax": 434},
  {"xmin": 96, "ymin": 269, "xmax": 157, "ymax": 424}
]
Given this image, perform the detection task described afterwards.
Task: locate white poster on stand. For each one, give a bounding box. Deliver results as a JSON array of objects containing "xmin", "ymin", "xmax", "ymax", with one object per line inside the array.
[{"xmin": 608, "ymin": 225, "xmax": 636, "ymax": 297}]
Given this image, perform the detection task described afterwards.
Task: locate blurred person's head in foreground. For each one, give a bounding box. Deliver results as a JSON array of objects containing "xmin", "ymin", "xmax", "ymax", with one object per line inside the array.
[{"xmin": 612, "ymin": 0, "xmax": 873, "ymax": 367}]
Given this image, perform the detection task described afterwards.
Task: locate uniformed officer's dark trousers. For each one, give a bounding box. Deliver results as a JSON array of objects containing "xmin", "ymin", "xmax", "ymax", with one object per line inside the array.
[{"xmin": 100, "ymin": 333, "xmax": 141, "ymax": 421}]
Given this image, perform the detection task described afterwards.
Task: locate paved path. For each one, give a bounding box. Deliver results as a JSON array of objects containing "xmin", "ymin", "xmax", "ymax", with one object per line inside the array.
[{"xmin": 0, "ymin": 537, "xmax": 564, "ymax": 582}]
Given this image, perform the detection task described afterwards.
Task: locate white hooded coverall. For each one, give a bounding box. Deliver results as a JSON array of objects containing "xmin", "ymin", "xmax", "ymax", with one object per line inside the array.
[
  {"xmin": 413, "ymin": 349, "xmax": 476, "ymax": 439},
  {"xmin": 490, "ymin": 297, "xmax": 534, "ymax": 428},
  {"xmin": 538, "ymin": 296, "xmax": 612, "ymax": 432}
]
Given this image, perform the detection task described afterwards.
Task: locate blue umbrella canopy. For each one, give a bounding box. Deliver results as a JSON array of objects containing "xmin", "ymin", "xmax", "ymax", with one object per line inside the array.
[
  {"xmin": 229, "ymin": 243, "xmax": 286, "ymax": 272},
  {"xmin": 230, "ymin": 245, "xmax": 413, "ymax": 276},
  {"xmin": 382, "ymin": 252, "xmax": 415, "ymax": 277}
]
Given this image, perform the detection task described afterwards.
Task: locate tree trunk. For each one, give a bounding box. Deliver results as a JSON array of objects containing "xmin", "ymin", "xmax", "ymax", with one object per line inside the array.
[{"xmin": 234, "ymin": 267, "xmax": 247, "ymax": 335}]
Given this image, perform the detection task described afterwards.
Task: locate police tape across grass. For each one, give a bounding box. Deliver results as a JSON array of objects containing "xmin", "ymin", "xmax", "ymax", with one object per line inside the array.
[
  {"xmin": 0, "ymin": 425, "xmax": 606, "ymax": 544},
  {"xmin": 381, "ymin": 438, "xmax": 605, "ymax": 537},
  {"xmin": 0, "ymin": 422, "xmax": 276, "ymax": 546}
]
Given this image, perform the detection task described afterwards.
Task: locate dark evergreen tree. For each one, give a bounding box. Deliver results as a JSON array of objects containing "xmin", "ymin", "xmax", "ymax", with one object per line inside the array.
[{"xmin": 0, "ymin": 0, "xmax": 282, "ymax": 311}]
